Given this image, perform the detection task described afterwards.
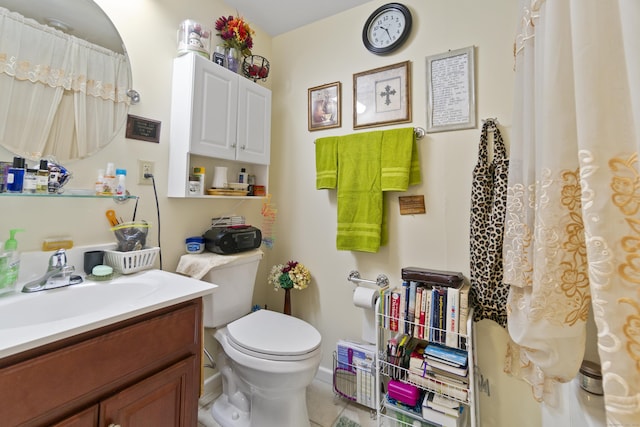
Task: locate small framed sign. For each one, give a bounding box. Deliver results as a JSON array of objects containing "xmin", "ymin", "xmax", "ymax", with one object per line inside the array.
[
  {"xmin": 126, "ymin": 114, "xmax": 161, "ymax": 143},
  {"xmin": 426, "ymin": 46, "xmax": 476, "ymax": 133}
]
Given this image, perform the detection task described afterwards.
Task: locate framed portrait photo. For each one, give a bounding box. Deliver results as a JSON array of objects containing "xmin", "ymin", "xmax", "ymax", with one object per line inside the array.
[
  {"xmin": 353, "ymin": 61, "xmax": 412, "ymax": 129},
  {"xmin": 308, "ymin": 81, "xmax": 341, "ymax": 131},
  {"xmin": 426, "ymin": 46, "xmax": 476, "ymax": 133}
]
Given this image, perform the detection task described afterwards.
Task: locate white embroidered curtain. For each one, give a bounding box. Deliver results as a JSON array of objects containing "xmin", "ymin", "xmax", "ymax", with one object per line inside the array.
[
  {"xmin": 0, "ymin": 7, "xmax": 130, "ymax": 161},
  {"xmin": 503, "ymin": 0, "xmax": 640, "ymax": 424}
]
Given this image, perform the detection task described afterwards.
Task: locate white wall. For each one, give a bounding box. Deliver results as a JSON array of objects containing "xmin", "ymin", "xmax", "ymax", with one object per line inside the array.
[
  {"xmin": 267, "ymin": 0, "xmax": 541, "ymax": 425},
  {"xmin": 0, "ymin": 0, "xmax": 544, "ymax": 425}
]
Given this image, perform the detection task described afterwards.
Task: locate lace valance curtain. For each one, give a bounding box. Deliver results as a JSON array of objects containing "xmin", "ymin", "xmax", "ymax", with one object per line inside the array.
[{"xmin": 0, "ymin": 6, "xmax": 130, "ymax": 161}]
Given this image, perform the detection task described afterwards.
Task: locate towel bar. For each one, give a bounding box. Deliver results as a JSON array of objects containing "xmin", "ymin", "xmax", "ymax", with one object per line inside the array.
[
  {"xmin": 314, "ymin": 127, "xmax": 425, "ymax": 143},
  {"xmin": 347, "ymin": 270, "xmax": 389, "ymax": 288}
]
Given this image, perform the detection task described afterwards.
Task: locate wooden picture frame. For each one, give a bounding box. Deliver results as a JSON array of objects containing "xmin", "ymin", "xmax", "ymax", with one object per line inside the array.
[
  {"xmin": 353, "ymin": 61, "xmax": 411, "ymax": 129},
  {"xmin": 308, "ymin": 81, "xmax": 341, "ymax": 131},
  {"xmin": 426, "ymin": 46, "xmax": 476, "ymax": 133}
]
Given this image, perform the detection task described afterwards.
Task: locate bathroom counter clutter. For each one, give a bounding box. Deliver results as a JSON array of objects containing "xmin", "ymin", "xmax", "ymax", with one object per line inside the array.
[{"xmin": 0, "ymin": 269, "xmax": 217, "ymax": 359}]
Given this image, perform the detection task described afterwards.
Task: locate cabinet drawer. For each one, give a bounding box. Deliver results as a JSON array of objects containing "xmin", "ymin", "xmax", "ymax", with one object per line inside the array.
[{"xmin": 0, "ymin": 300, "xmax": 201, "ymax": 426}]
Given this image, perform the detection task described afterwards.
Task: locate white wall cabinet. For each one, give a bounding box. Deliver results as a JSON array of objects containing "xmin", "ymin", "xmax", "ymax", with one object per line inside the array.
[{"xmin": 168, "ymin": 52, "xmax": 271, "ymax": 198}]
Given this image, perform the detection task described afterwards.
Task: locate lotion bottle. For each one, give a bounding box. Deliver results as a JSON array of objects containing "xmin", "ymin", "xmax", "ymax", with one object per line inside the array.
[
  {"xmin": 1, "ymin": 229, "xmax": 24, "ymax": 289},
  {"xmin": 115, "ymin": 169, "xmax": 127, "ymax": 196}
]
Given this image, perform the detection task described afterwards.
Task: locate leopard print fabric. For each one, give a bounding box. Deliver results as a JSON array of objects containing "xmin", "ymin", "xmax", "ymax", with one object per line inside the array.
[{"xmin": 469, "ymin": 120, "xmax": 509, "ymax": 327}]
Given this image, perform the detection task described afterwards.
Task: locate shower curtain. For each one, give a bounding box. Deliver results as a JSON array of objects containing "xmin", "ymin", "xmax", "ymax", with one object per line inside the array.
[{"xmin": 503, "ymin": 1, "xmax": 640, "ymax": 425}]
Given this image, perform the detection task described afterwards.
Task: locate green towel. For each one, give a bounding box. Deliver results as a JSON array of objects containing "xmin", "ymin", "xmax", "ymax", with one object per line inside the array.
[
  {"xmin": 316, "ymin": 127, "xmax": 421, "ymax": 253},
  {"xmin": 315, "ymin": 136, "xmax": 338, "ymax": 189},
  {"xmin": 381, "ymin": 127, "xmax": 421, "ymax": 190},
  {"xmin": 336, "ymin": 131, "xmax": 384, "ymax": 252}
]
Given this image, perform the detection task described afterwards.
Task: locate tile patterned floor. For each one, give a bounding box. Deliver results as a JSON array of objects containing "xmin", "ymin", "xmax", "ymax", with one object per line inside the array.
[{"xmin": 198, "ymin": 378, "xmax": 377, "ymax": 427}]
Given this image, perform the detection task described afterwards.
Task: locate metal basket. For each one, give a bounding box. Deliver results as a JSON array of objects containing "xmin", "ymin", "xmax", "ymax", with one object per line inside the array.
[
  {"xmin": 242, "ymin": 55, "xmax": 270, "ymax": 82},
  {"xmin": 104, "ymin": 247, "xmax": 159, "ymax": 274}
]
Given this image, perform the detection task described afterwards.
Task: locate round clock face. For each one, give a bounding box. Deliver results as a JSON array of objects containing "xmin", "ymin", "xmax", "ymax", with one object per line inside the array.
[{"xmin": 363, "ymin": 3, "xmax": 412, "ymax": 54}]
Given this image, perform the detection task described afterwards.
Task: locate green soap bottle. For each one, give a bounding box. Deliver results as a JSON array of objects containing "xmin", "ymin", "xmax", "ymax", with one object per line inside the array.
[{"xmin": 2, "ymin": 229, "xmax": 25, "ymax": 289}]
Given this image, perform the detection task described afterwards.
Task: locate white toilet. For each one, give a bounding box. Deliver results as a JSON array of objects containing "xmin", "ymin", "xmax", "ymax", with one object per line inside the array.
[{"xmin": 199, "ymin": 249, "xmax": 322, "ymax": 427}]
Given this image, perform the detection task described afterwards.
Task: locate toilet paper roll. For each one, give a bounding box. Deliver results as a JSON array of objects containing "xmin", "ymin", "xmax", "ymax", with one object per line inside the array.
[
  {"xmin": 353, "ymin": 287, "xmax": 379, "ymax": 344},
  {"xmin": 353, "ymin": 286, "xmax": 378, "ymax": 309}
]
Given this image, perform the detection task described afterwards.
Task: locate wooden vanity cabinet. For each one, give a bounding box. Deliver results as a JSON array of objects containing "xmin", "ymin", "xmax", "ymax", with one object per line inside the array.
[{"xmin": 0, "ymin": 299, "xmax": 203, "ymax": 427}]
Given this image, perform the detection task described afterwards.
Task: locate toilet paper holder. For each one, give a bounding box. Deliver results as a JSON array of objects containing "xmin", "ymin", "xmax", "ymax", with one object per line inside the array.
[{"xmin": 347, "ymin": 270, "xmax": 389, "ymax": 288}]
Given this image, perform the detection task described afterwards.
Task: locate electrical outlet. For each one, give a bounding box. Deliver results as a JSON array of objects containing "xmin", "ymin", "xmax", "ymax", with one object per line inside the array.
[{"xmin": 138, "ymin": 160, "xmax": 155, "ymax": 185}]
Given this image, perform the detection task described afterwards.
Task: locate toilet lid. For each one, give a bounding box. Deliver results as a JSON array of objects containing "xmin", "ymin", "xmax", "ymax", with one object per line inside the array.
[{"xmin": 226, "ymin": 310, "xmax": 321, "ymax": 361}]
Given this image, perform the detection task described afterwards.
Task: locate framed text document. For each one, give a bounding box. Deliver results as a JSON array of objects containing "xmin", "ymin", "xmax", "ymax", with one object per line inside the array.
[{"xmin": 426, "ymin": 46, "xmax": 476, "ymax": 133}]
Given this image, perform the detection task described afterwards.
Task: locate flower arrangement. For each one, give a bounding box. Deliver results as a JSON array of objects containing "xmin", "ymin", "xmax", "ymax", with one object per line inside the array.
[
  {"xmin": 214, "ymin": 15, "xmax": 254, "ymax": 56},
  {"xmin": 268, "ymin": 261, "xmax": 311, "ymax": 291}
]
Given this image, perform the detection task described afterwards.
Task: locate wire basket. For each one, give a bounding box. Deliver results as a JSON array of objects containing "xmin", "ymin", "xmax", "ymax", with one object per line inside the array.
[
  {"xmin": 104, "ymin": 247, "xmax": 160, "ymax": 274},
  {"xmin": 242, "ymin": 55, "xmax": 269, "ymax": 82}
]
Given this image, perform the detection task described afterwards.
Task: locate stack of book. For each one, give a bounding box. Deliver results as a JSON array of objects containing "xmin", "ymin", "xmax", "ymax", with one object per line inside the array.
[
  {"xmin": 422, "ymin": 392, "xmax": 467, "ymax": 427},
  {"xmin": 406, "ymin": 341, "xmax": 469, "ymax": 401},
  {"xmin": 378, "ymin": 268, "xmax": 471, "ymax": 351}
]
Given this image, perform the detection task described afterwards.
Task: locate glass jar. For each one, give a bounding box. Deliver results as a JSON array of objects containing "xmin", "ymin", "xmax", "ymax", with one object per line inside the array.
[
  {"xmin": 177, "ymin": 19, "xmax": 211, "ymax": 59},
  {"xmin": 226, "ymin": 48, "xmax": 240, "ymax": 72}
]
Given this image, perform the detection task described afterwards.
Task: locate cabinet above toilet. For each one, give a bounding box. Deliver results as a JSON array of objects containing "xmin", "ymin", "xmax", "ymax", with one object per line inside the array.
[{"xmin": 167, "ymin": 53, "xmax": 271, "ymax": 198}]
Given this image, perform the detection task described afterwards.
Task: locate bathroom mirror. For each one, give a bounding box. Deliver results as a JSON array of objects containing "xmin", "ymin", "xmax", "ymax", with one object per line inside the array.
[{"xmin": 0, "ymin": 0, "xmax": 132, "ymax": 162}]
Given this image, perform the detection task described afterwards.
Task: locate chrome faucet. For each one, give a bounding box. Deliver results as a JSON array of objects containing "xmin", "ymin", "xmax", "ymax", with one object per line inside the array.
[{"xmin": 22, "ymin": 249, "xmax": 83, "ymax": 293}]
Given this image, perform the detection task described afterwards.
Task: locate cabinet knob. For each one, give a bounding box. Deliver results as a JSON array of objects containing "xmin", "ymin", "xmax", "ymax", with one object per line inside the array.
[{"xmin": 241, "ymin": 145, "xmax": 246, "ymax": 150}]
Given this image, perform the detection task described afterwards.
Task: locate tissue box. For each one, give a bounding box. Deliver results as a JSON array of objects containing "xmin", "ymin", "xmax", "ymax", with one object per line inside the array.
[{"xmin": 388, "ymin": 379, "xmax": 420, "ymax": 406}]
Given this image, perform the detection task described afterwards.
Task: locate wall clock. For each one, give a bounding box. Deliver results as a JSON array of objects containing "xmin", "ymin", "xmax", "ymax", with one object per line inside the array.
[{"xmin": 362, "ymin": 3, "xmax": 412, "ymax": 55}]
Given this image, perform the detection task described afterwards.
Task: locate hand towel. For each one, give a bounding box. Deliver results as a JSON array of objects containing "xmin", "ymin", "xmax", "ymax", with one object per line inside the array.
[
  {"xmin": 176, "ymin": 250, "xmax": 263, "ymax": 279},
  {"xmin": 315, "ymin": 136, "xmax": 338, "ymax": 189},
  {"xmin": 381, "ymin": 127, "xmax": 421, "ymax": 191},
  {"xmin": 336, "ymin": 131, "xmax": 384, "ymax": 252}
]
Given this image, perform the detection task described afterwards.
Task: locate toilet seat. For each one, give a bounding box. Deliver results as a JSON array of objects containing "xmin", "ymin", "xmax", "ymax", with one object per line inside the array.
[{"xmin": 226, "ymin": 309, "xmax": 321, "ymax": 361}]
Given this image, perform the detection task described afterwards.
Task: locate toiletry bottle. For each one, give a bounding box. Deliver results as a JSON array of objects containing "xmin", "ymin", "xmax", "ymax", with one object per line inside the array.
[
  {"xmin": 0, "ymin": 161, "xmax": 11, "ymax": 193},
  {"xmin": 6, "ymin": 156, "xmax": 26, "ymax": 193},
  {"xmin": 193, "ymin": 167, "xmax": 205, "ymax": 195},
  {"xmin": 36, "ymin": 160, "xmax": 49, "ymax": 193},
  {"xmin": 47, "ymin": 163, "xmax": 61, "ymax": 193},
  {"xmin": 2, "ymin": 229, "xmax": 24, "ymax": 289},
  {"xmin": 23, "ymin": 168, "xmax": 37, "ymax": 193},
  {"xmin": 238, "ymin": 167, "xmax": 248, "ymax": 184},
  {"xmin": 115, "ymin": 169, "xmax": 127, "ymax": 196},
  {"xmin": 95, "ymin": 169, "xmax": 105, "ymax": 195},
  {"xmin": 103, "ymin": 162, "xmax": 116, "ymax": 195}
]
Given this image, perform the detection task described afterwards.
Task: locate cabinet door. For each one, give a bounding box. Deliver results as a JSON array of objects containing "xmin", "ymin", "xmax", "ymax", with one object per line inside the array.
[
  {"xmin": 51, "ymin": 405, "xmax": 99, "ymax": 427},
  {"xmin": 100, "ymin": 356, "xmax": 197, "ymax": 427},
  {"xmin": 236, "ymin": 77, "xmax": 271, "ymax": 165},
  {"xmin": 190, "ymin": 57, "xmax": 238, "ymax": 160}
]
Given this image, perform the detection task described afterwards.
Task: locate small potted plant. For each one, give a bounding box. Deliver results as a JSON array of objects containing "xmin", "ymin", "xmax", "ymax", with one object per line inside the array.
[{"xmin": 268, "ymin": 261, "xmax": 311, "ymax": 315}]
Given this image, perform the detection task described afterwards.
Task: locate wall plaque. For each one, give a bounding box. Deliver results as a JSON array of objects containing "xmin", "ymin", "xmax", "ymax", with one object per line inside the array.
[
  {"xmin": 399, "ymin": 195, "xmax": 426, "ymax": 215},
  {"xmin": 126, "ymin": 114, "xmax": 161, "ymax": 143}
]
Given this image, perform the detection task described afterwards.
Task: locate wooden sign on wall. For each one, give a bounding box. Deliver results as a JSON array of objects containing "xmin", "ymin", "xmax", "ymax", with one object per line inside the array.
[{"xmin": 399, "ymin": 195, "xmax": 426, "ymax": 215}]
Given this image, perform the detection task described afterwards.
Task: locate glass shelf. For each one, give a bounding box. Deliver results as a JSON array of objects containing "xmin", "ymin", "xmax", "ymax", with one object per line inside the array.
[{"xmin": 0, "ymin": 192, "xmax": 137, "ymax": 201}]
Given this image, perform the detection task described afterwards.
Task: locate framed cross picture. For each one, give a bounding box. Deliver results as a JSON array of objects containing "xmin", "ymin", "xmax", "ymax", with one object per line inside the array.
[{"xmin": 353, "ymin": 61, "xmax": 412, "ymax": 129}]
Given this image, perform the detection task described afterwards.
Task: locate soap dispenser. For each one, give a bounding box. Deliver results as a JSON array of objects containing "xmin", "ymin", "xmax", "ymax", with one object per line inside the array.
[{"xmin": 2, "ymin": 229, "xmax": 25, "ymax": 289}]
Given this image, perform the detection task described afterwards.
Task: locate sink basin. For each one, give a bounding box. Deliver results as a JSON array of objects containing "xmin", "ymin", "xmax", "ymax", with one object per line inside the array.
[
  {"xmin": 0, "ymin": 280, "xmax": 160, "ymax": 328},
  {"xmin": 0, "ymin": 269, "xmax": 217, "ymax": 358}
]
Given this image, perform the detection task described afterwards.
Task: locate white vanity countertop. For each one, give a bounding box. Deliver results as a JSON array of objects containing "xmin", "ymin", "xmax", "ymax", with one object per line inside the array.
[{"xmin": 0, "ymin": 269, "xmax": 216, "ymax": 359}]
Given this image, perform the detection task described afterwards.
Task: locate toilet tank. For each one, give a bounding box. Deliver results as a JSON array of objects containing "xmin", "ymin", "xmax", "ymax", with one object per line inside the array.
[{"xmin": 201, "ymin": 249, "xmax": 263, "ymax": 328}]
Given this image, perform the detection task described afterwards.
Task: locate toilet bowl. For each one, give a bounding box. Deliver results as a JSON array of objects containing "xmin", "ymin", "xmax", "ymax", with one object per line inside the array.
[
  {"xmin": 211, "ymin": 309, "xmax": 322, "ymax": 427},
  {"xmin": 182, "ymin": 249, "xmax": 322, "ymax": 427}
]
